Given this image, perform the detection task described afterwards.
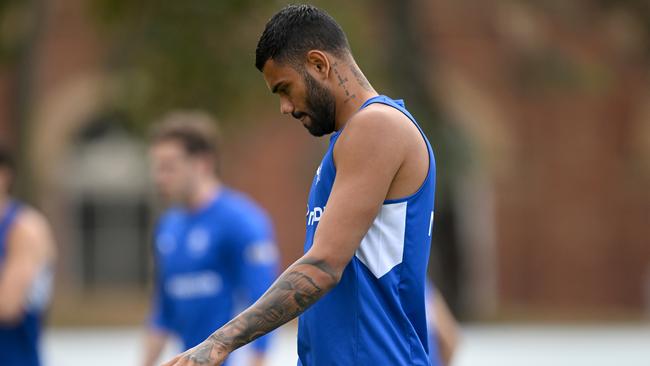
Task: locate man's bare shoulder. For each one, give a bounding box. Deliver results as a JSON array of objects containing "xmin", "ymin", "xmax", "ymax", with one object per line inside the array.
[
  {"xmin": 335, "ymin": 103, "xmax": 420, "ymax": 159},
  {"xmin": 8, "ymin": 206, "xmax": 56, "ymax": 258},
  {"xmin": 348, "ymin": 102, "xmax": 414, "ymax": 134},
  {"xmin": 338, "ymin": 103, "xmax": 414, "ymax": 147}
]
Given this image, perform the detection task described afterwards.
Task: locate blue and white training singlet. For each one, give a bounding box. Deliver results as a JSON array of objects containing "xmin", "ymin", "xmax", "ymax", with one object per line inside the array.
[
  {"xmin": 298, "ymin": 95, "xmax": 438, "ymax": 366},
  {"xmin": 0, "ymin": 201, "xmax": 51, "ymax": 366},
  {"xmin": 151, "ymin": 187, "xmax": 278, "ymax": 362}
]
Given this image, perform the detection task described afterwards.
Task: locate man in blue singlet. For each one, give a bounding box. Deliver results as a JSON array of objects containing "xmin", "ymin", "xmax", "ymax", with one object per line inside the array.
[
  {"xmin": 141, "ymin": 112, "xmax": 279, "ymax": 366},
  {"xmin": 0, "ymin": 145, "xmax": 56, "ymax": 366},
  {"xmin": 164, "ymin": 5, "xmax": 443, "ymax": 365}
]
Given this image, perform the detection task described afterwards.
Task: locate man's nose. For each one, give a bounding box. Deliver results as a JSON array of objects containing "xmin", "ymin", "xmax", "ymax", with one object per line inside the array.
[{"xmin": 280, "ymin": 97, "xmax": 294, "ymax": 115}]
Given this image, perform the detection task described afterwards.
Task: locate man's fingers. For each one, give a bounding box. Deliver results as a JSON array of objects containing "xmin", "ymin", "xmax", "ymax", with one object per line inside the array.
[{"xmin": 161, "ymin": 354, "xmax": 184, "ymax": 366}]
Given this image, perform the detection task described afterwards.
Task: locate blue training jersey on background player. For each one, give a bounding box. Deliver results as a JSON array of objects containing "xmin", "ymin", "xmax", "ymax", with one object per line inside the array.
[
  {"xmin": 298, "ymin": 95, "xmax": 439, "ymax": 366},
  {"xmin": 0, "ymin": 201, "xmax": 51, "ymax": 366},
  {"xmin": 150, "ymin": 187, "xmax": 279, "ymax": 362}
]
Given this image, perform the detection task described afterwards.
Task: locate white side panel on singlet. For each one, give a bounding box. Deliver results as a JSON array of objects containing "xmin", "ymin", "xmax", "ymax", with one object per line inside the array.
[{"xmin": 355, "ymin": 201, "xmax": 407, "ymax": 278}]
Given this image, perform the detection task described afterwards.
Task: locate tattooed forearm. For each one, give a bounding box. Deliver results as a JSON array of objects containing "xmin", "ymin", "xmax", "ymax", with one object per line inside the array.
[
  {"xmin": 186, "ymin": 343, "xmax": 215, "ymax": 364},
  {"xmin": 205, "ymin": 257, "xmax": 340, "ymax": 353},
  {"xmin": 295, "ymin": 257, "xmax": 338, "ymax": 282}
]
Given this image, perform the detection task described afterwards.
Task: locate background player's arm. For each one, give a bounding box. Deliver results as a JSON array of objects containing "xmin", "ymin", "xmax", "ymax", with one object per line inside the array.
[
  {"xmin": 142, "ymin": 245, "xmax": 172, "ymax": 366},
  {"xmin": 0, "ymin": 209, "xmax": 54, "ymax": 323},
  {"xmin": 142, "ymin": 329, "xmax": 170, "ymax": 366},
  {"xmin": 429, "ymin": 289, "xmax": 460, "ymax": 366},
  {"xmin": 248, "ymin": 354, "xmax": 265, "ymax": 366},
  {"xmin": 163, "ymin": 111, "xmax": 408, "ymax": 365}
]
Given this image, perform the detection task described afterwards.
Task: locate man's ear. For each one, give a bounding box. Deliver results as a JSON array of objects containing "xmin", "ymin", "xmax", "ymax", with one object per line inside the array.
[{"xmin": 306, "ymin": 50, "xmax": 331, "ymax": 80}]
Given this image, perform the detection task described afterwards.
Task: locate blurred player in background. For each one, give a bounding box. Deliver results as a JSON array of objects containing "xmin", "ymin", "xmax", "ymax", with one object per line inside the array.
[
  {"xmin": 141, "ymin": 112, "xmax": 279, "ymax": 366},
  {"xmin": 0, "ymin": 144, "xmax": 56, "ymax": 366},
  {"xmin": 165, "ymin": 4, "xmax": 449, "ymax": 366},
  {"xmin": 426, "ymin": 282, "xmax": 460, "ymax": 366}
]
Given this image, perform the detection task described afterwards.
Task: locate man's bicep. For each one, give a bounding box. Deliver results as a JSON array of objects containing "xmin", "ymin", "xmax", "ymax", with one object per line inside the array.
[
  {"xmin": 308, "ymin": 118, "xmax": 404, "ymax": 270},
  {"xmin": 0, "ymin": 214, "xmax": 50, "ymax": 319},
  {"xmin": 0, "ymin": 239, "xmax": 38, "ymax": 298}
]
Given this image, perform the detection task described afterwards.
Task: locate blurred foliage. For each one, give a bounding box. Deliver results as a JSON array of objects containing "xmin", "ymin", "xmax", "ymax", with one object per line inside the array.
[
  {"xmin": 528, "ymin": 0, "xmax": 650, "ymax": 53},
  {"xmin": 89, "ymin": 0, "xmax": 378, "ymax": 134},
  {"xmin": 597, "ymin": 0, "xmax": 650, "ymax": 45},
  {"xmin": 0, "ymin": 0, "xmax": 33, "ymax": 66},
  {"xmin": 515, "ymin": 49, "xmax": 614, "ymax": 94}
]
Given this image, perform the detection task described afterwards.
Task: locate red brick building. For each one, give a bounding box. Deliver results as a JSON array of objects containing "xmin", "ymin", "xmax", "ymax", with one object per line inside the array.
[{"xmin": 0, "ymin": 0, "xmax": 648, "ymax": 322}]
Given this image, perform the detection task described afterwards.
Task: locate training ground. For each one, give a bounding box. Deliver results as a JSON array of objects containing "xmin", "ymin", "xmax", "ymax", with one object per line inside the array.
[{"xmin": 43, "ymin": 323, "xmax": 650, "ymax": 366}]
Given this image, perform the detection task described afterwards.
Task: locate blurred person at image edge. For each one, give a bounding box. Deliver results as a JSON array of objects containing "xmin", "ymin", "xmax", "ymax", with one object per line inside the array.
[{"xmin": 0, "ymin": 144, "xmax": 56, "ymax": 366}]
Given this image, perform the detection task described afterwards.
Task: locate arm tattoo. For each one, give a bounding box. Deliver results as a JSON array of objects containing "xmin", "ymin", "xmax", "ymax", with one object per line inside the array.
[
  {"xmin": 186, "ymin": 342, "xmax": 214, "ymax": 364},
  {"xmin": 206, "ymin": 257, "xmax": 339, "ymax": 353},
  {"xmin": 295, "ymin": 257, "xmax": 338, "ymax": 282}
]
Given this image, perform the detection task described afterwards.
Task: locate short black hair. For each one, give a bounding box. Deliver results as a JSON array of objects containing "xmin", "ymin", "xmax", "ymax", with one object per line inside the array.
[
  {"xmin": 255, "ymin": 4, "xmax": 350, "ymax": 71},
  {"xmin": 0, "ymin": 144, "xmax": 14, "ymax": 173}
]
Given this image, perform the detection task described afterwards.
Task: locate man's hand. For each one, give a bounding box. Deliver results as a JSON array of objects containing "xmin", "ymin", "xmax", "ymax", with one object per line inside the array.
[
  {"xmin": 161, "ymin": 338, "xmax": 230, "ymax": 366},
  {"xmin": 249, "ymin": 351, "xmax": 266, "ymax": 366}
]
